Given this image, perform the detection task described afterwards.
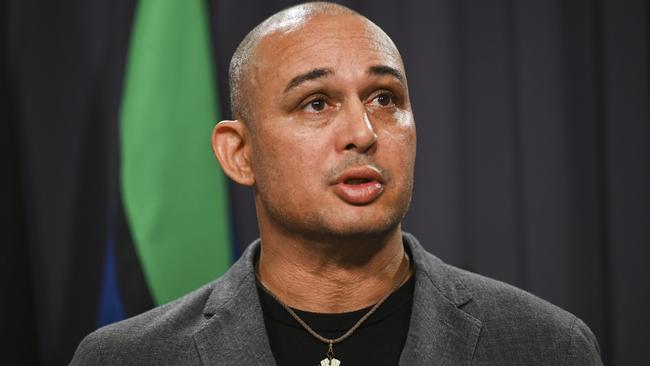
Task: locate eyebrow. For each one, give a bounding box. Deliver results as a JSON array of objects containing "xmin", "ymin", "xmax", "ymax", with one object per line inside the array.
[
  {"xmin": 283, "ymin": 64, "xmax": 406, "ymax": 94},
  {"xmin": 284, "ymin": 68, "xmax": 332, "ymax": 93},
  {"xmin": 368, "ymin": 65, "xmax": 406, "ymax": 85}
]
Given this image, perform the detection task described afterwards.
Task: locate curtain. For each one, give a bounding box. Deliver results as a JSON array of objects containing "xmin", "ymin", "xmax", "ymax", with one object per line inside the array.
[{"xmin": 4, "ymin": 0, "xmax": 648, "ymax": 364}]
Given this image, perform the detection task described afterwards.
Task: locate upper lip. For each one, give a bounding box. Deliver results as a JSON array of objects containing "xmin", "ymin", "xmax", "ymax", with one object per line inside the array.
[{"xmin": 332, "ymin": 165, "xmax": 385, "ymax": 185}]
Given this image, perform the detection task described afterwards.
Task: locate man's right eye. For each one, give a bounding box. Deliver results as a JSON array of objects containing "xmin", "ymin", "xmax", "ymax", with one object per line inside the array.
[{"xmin": 304, "ymin": 98, "xmax": 326, "ymax": 112}]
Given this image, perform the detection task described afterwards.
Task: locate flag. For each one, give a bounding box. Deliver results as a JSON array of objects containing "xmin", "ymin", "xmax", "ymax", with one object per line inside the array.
[{"xmin": 100, "ymin": 0, "xmax": 233, "ymax": 320}]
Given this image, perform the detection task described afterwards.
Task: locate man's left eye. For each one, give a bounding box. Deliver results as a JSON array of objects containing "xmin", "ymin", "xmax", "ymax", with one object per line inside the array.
[{"xmin": 373, "ymin": 93, "xmax": 394, "ymax": 106}]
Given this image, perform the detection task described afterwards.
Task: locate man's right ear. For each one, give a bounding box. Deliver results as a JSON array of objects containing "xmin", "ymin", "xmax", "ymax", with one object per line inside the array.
[{"xmin": 211, "ymin": 120, "xmax": 255, "ymax": 186}]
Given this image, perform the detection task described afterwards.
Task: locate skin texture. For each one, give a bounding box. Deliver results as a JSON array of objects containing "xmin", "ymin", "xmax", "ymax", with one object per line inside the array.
[{"xmin": 212, "ymin": 10, "xmax": 416, "ymax": 313}]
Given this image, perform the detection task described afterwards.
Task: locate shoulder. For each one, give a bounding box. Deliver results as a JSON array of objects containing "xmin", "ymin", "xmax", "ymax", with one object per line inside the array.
[
  {"xmin": 70, "ymin": 241, "xmax": 261, "ymax": 365},
  {"xmin": 404, "ymin": 232, "xmax": 601, "ymax": 365},
  {"xmin": 446, "ymin": 263, "xmax": 602, "ymax": 365},
  {"xmin": 70, "ymin": 281, "xmax": 214, "ymax": 365}
]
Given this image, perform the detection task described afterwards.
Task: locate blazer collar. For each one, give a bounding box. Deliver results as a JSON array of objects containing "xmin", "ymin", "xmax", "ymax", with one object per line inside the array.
[
  {"xmin": 399, "ymin": 233, "xmax": 482, "ymax": 365},
  {"xmin": 193, "ymin": 239, "xmax": 274, "ymax": 366},
  {"xmin": 193, "ymin": 234, "xmax": 482, "ymax": 365}
]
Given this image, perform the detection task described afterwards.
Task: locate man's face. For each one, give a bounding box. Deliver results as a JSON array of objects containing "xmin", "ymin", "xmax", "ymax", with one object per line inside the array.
[{"xmin": 247, "ymin": 14, "xmax": 416, "ymax": 240}]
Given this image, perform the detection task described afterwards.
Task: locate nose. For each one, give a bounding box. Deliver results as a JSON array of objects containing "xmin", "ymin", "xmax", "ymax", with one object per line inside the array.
[{"xmin": 338, "ymin": 102, "xmax": 378, "ymax": 153}]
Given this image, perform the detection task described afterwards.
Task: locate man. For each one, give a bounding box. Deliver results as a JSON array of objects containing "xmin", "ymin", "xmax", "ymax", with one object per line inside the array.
[{"xmin": 71, "ymin": 2, "xmax": 602, "ymax": 365}]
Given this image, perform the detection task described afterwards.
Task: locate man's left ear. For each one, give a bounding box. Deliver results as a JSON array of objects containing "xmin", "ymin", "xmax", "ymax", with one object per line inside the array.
[{"xmin": 211, "ymin": 120, "xmax": 255, "ymax": 186}]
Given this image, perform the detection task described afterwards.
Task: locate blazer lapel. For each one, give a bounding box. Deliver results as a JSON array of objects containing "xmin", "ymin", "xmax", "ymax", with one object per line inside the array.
[
  {"xmin": 193, "ymin": 241, "xmax": 276, "ymax": 366},
  {"xmin": 191, "ymin": 234, "xmax": 481, "ymax": 366},
  {"xmin": 399, "ymin": 234, "xmax": 482, "ymax": 366}
]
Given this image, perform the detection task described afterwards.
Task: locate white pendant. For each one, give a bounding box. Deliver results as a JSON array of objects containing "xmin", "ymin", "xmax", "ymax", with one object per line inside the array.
[{"xmin": 320, "ymin": 358, "xmax": 341, "ymax": 366}]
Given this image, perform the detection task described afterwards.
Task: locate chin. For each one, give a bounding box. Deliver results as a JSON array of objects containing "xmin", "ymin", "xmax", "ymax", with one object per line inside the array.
[
  {"xmin": 308, "ymin": 205, "xmax": 408, "ymax": 241},
  {"xmin": 326, "ymin": 224, "xmax": 400, "ymax": 242},
  {"xmin": 259, "ymin": 187, "xmax": 413, "ymax": 242}
]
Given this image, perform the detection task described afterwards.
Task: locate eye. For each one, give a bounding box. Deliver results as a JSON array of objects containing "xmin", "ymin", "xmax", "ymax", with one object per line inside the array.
[
  {"xmin": 372, "ymin": 92, "xmax": 395, "ymax": 107},
  {"xmin": 377, "ymin": 94, "xmax": 391, "ymax": 105},
  {"xmin": 310, "ymin": 99, "xmax": 326, "ymax": 111},
  {"xmin": 303, "ymin": 97, "xmax": 328, "ymax": 113}
]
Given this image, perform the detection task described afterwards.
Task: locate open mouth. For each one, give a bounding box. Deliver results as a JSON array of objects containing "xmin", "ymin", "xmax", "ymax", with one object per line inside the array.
[
  {"xmin": 332, "ymin": 166, "xmax": 385, "ymax": 204},
  {"xmin": 344, "ymin": 178, "xmax": 372, "ymax": 185}
]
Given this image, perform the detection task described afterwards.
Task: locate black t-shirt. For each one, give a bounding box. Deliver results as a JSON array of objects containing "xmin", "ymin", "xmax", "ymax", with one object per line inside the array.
[{"xmin": 257, "ymin": 274, "xmax": 415, "ymax": 366}]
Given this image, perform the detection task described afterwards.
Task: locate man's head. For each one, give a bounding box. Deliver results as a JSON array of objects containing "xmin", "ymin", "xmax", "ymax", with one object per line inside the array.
[
  {"xmin": 228, "ymin": 2, "xmax": 362, "ymax": 124},
  {"xmin": 212, "ymin": 2, "xmax": 416, "ymax": 242}
]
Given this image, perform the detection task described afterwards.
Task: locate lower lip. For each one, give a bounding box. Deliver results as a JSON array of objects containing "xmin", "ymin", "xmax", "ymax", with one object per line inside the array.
[{"xmin": 333, "ymin": 181, "xmax": 384, "ymax": 205}]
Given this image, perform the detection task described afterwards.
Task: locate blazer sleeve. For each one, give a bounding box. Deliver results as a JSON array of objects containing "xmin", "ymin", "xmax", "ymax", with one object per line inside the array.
[{"xmin": 562, "ymin": 317, "xmax": 603, "ymax": 366}]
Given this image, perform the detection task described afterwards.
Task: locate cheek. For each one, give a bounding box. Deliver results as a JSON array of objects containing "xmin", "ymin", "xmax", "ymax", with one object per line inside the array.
[
  {"xmin": 252, "ymin": 129, "xmax": 329, "ymax": 187},
  {"xmin": 375, "ymin": 109, "xmax": 416, "ymax": 156},
  {"xmin": 378, "ymin": 124, "xmax": 416, "ymax": 164}
]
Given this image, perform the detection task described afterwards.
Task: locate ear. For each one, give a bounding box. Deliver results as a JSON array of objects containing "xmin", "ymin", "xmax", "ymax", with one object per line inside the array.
[{"xmin": 211, "ymin": 120, "xmax": 255, "ymax": 186}]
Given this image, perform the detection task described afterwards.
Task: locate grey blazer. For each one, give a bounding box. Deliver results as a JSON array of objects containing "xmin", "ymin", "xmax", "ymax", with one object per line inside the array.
[{"xmin": 71, "ymin": 233, "xmax": 602, "ymax": 365}]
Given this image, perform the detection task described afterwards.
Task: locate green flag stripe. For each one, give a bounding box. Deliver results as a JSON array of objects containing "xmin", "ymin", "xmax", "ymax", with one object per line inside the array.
[{"xmin": 120, "ymin": 0, "xmax": 232, "ymax": 305}]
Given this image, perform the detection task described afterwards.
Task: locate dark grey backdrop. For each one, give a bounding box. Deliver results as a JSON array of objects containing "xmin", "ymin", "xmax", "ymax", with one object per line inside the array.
[{"xmin": 4, "ymin": 0, "xmax": 648, "ymax": 365}]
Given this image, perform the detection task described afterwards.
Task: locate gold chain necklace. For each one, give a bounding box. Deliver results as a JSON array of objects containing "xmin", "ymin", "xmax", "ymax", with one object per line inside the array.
[{"xmin": 256, "ymin": 253, "xmax": 411, "ymax": 366}]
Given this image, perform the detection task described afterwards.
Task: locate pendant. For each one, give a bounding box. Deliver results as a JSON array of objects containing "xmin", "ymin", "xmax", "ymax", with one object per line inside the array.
[
  {"xmin": 320, "ymin": 343, "xmax": 340, "ymax": 365},
  {"xmin": 320, "ymin": 358, "xmax": 341, "ymax": 366}
]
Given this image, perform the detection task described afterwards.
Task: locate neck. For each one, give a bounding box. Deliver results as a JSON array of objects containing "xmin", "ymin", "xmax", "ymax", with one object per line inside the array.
[{"xmin": 256, "ymin": 226, "xmax": 410, "ymax": 313}]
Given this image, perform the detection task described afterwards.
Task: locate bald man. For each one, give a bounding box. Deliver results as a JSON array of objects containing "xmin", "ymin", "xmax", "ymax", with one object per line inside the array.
[{"xmin": 71, "ymin": 2, "xmax": 602, "ymax": 365}]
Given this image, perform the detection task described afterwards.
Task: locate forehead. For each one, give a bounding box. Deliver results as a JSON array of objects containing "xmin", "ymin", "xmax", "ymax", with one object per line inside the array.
[{"xmin": 252, "ymin": 14, "xmax": 404, "ymax": 85}]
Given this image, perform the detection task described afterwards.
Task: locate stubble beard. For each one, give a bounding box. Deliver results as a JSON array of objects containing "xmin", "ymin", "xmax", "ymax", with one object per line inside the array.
[{"xmin": 256, "ymin": 178, "xmax": 413, "ymax": 245}]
